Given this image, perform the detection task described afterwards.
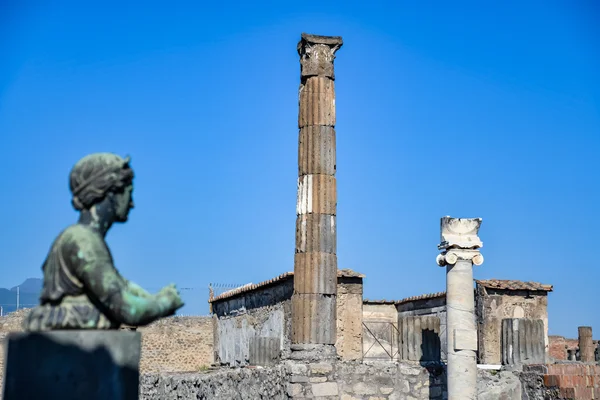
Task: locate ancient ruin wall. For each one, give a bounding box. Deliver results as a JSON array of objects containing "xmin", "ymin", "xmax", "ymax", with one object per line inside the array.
[
  {"xmin": 212, "ymin": 274, "xmax": 364, "ymax": 365},
  {"xmin": 477, "ymin": 289, "xmax": 549, "ymax": 365},
  {"xmin": 212, "ymin": 279, "xmax": 294, "ymax": 366},
  {"xmin": 335, "ymin": 278, "xmax": 363, "ymax": 361},
  {"xmin": 0, "ymin": 310, "xmax": 213, "ymax": 380},
  {"xmin": 137, "ymin": 316, "xmax": 213, "ymax": 373},
  {"xmin": 141, "ymin": 361, "xmax": 525, "ymax": 400},
  {"xmin": 362, "ymin": 302, "xmax": 399, "ymax": 360}
]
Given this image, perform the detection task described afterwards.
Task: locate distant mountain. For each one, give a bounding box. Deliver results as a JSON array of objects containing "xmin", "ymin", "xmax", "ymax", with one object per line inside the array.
[
  {"xmin": 11, "ymin": 278, "xmax": 43, "ymax": 293},
  {"xmin": 0, "ymin": 277, "xmax": 42, "ymax": 315}
]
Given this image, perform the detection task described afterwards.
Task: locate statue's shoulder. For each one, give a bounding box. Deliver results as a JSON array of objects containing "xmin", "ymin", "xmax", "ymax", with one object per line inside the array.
[{"xmin": 57, "ymin": 225, "xmax": 108, "ymax": 256}]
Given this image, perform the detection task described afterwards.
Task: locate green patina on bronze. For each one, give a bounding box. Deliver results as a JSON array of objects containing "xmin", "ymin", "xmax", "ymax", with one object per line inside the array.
[{"xmin": 24, "ymin": 153, "xmax": 184, "ymax": 331}]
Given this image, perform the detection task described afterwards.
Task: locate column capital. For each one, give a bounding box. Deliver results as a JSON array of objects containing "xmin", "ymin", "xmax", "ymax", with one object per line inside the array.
[
  {"xmin": 436, "ymin": 249, "xmax": 484, "ymax": 267},
  {"xmin": 436, "ymin": 216, "xmax": 483, "ymax": 266},
  {"xmin": 297, "ymin": 33, "xmax": 343, "ymax": 80}
]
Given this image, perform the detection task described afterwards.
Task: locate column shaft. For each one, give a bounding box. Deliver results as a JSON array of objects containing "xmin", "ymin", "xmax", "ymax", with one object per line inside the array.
[
  {"xmin": 292, "ymin": 33, "xmax": 342, "ymax": 348},
  {"xmin": 446, "ymin": 260, "xmax": 477, "ymax": 400},
  {"xmin": 579, "ymin": 326, "xmax": 594, "ymax": 362}
]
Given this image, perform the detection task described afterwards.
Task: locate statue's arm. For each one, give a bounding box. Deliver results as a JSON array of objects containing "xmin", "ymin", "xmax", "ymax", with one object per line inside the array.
[
  {"xmin": 70, "ymin": 237, "xmax": 177, "ymax": 326},
  {"xmin": 125, "ymin": 280, "xmax": 153, "ymax": 299}
]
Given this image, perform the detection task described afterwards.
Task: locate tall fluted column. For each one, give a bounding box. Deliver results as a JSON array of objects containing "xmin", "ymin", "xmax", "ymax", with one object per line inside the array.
[
  {"xmin": 436, "ymin": 217, "xmax": 484, "ymax": 400},
  {"xmin": 291, "ymin": 33, "xmax": 342, "ymax": 358},
  {"xmin": 579, "ymin": 326, "xmax": 594, "ymax": 362}
]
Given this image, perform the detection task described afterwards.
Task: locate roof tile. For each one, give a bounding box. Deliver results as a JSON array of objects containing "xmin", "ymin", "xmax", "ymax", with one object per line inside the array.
[{"xmin": 476, "ymin": 279, "xmax": 553, "ymax": 292}]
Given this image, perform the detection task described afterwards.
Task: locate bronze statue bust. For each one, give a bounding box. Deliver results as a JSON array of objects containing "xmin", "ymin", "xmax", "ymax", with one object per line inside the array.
[{"xmin": 24, "ymin": 153, "xmax": 184, "ymax": 331}]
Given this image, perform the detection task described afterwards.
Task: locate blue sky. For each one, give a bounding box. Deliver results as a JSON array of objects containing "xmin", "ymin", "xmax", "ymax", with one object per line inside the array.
[{"xmin": 1, "ymin": 1, "xmax": 598, "ymax": 336}]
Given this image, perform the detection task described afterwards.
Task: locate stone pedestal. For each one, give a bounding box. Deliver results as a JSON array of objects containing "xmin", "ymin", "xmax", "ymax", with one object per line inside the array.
[
  {"xmin": 436, "ymin": 216, "xmax": 483, "ymax": 400},
  {"xmin": 2, "ymin": 330, "xmax": 140, "ymax": 400}
]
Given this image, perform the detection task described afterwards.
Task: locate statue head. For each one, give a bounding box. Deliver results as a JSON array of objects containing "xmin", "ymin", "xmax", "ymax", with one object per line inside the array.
[{"xmin": 70, "ymin": 153, "xmax": 135, "ymax": 222}]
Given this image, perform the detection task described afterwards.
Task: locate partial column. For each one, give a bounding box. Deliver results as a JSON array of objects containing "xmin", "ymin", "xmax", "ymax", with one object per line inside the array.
[
  {"xmin": 291, "ymin": 33, "xmax": 343, "ymax": 359},
  {"xmin": 578, "ymin": 326, "xmax": 594, "ymax": 362},
  {"xmin": 436, "ymin": 217, "xmax": 484, "ymax": 400}
]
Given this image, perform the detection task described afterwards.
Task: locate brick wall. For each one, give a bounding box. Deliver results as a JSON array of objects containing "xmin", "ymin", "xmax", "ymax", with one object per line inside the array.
[
  {"xmin": 523, "ymin": 364, "xmax": 600, "ymax": 400},
  {"xmin": 549, "ymin": 335, "xmax": 599, "ymax": 361}
]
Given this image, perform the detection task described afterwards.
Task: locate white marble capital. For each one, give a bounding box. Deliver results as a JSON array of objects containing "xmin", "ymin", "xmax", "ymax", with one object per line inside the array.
[
  {"xmin": 436, "ymin": 249, "xmax": 484, "ymax": 267},
  {"xmin": 438, "ymin": 216, "xmax": 483, "ymax": 250}
]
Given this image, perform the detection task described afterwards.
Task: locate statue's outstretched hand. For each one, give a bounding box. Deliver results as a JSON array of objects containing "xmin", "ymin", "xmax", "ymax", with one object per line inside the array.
[{"xmin": 157, "ymin": 283, "xmax": 184, "ymax": 315}]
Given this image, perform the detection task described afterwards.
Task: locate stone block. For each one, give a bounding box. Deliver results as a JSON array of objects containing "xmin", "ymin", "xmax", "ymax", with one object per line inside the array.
[
  {"xmin": 2, "ymin": 330, "xmax": 140, "ymax": 400},
  {"xmin": 291, "ymin": 296, "xmax": 337, "ymax": 345},
  {"xmin": 296, "ymin": 174, "xmax": 337, "ymax": 216},
  {"xmin": 310, "ymin": 362, "xmax": 334, "ymax": 375},
  {"xmin": 454, "ymin": 328, "xmax": 477, "ymax": 351},
  {"xmin": 298, "ymin": 77, "xmax": 336, "ymax": 128},
  {"xmin": 294, "ymin": 252, "xmax": 337, "ymax": 295},
  {"xmin": 295, "ymin": 214, "xmax": 337, "ymax": 254},
  {"xmin": 312, "ymin": 382, "xmax": 338, "ymax": 396},
  {"xmin": 298, "ymin": 126, "xmax": 336, "ymax": 176}
]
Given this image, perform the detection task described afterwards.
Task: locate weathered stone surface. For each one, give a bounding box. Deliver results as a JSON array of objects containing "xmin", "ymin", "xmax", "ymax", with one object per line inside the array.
[
  {"xmin": 297, "ymin": 33, "xmax": 343, "ymax": 79},
  {"xmin": 293, "ymin": 252, "xmax": 337, "ymax": 294},
  {"xmin": 298, "ymin": 77, "xmax": 336, "ymax": 127},
  {"xmin": 579, "ymin": 326, "xmax": 594, "ymax": 362},
  {"xmin": 291, "ymin": 294, "xmax": 337, "ymax": 345},
  {"xmin": 3, "ymin": 330, "xmax": 140, "ymax": 400},
  {"xmin": 137, "ymin": 360, "xmax": 548, "ymax": 400},
  {"xmin": 298, "ymin": 126, "xmax": 336, "ymax": 175},
  {"xmin": 296, "ymin": 174, "xmax": 337, "ymax": 215},
  {"xmin": 295, "ymin": 214, "xmax": 337, "ymax": 254},
  {"xmin": 336, "ymin": 280, "xmax": 363, "ymax": 361},
  {"xmin": 477, "ymin": 369, "xmax": 522, "ymax": 400},
  {"xmin": 437, "ymin": 216, "xmax": 484, "ymax": 400},
  {"xmin": 312, "ymin": 382, "xmax": 338, "ymax": 396},
  {"xmin": 501, "ymin": 318, "xmax": 546, "ymax": 365},
  {"xmin": 140, "ymin": 366, "xmax": 291, "ymax": 400},
  {"xmin": 293, "ymin": 33, "xmax": 341, "ymax": 351},
  {"xmin": 399, "ymin": 315, "xmax": 441, "ymax": 362}
]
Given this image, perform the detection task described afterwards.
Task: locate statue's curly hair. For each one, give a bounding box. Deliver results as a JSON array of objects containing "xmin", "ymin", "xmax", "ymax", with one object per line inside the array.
[{"xmin": 69, "ymin": 153, "xmax": 134, "ymax": 211}]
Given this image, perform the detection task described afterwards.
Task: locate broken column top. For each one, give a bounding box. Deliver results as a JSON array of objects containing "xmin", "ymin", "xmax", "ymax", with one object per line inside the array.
[
  {"xmin": 438, "ymin": 216, "xmax": 483, "ymax": 250},
  {"xmin": 297, "ymin": 33, "xmax": 343, "ymax": 79}
]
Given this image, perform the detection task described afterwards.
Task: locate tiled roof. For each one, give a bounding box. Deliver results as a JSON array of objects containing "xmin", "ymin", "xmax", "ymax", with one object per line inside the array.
[
  {"xmin": 363, "ymin": 291, "xmax": 446, "ymax": 306},
  {"xmin": 209, "ymin": 269, "xmax": 364, "ymax": 303},
  {"xmin": 396, "ymin": 291, "xmax": 446, "ymax": 305},
  {"xmin": 338, "ymin": 268, "xmax": 366, "ymax": 279},
  {"xmin": 363, "ymin": 299, "xmax": 397, "ymax": 305},
  {"xmin": 476, "ymin": 279, "xmax": 553, "ymax": 292}
]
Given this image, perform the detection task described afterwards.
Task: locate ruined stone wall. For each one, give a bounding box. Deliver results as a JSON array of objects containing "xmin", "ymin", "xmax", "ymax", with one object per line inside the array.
[
  {"xmin": 521, "ymin": 364, "xmax": 600, "ymax": 399},
  {"xmin": 0, "ymin": 310, "xmax": 213, "ymax": 380},
  {"xmin": 549, "ymin": 335, "xmax": 576, "ymax": 360},
  {"xmin": 362, "ymin": 303, "xmax": 398, "ymax": 360},
  {"xmin": 0, "ymin": 308, "xmax": 29, "ymax": 389},
  {"xmin": 140, "ymin": 367, "xmax": 291, "ymax": 400},
  {"xmin": 137, "ymin": 316, "xmax": 213, "ymax": 373},
  {"xmin": 141, "ymin": 361, "xmax": 527, "ymax": 400},
  {"xmin": 212, "ymin": 274, "xmax": 364, "ymax": 365},
  {"xmin": 335, "ymin": 278, "xmax": 363, "ymax": 361},
  {"xmin": 476, "ymin": 289, "xmax": 549, "ymax": 365},
  {"xmin": 549, "ymin": 335, "xmax": 599, "ymax": 361},
  {"xmin": 212, "ymin": 279, "xmax": 294, "ymax": 366},
  {"xmin": 397, "ymin": 297, "xmax": 447, "ymax": 362}
]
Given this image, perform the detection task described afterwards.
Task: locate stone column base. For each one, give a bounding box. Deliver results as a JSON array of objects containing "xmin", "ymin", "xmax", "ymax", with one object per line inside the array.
[
  {"xmin": 289, "ymin": 344, "xmax": 337, "ymax": 361},
  {"xmin": 2, "ymin": 330, "xmax": 140, "ymax": 400}
]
